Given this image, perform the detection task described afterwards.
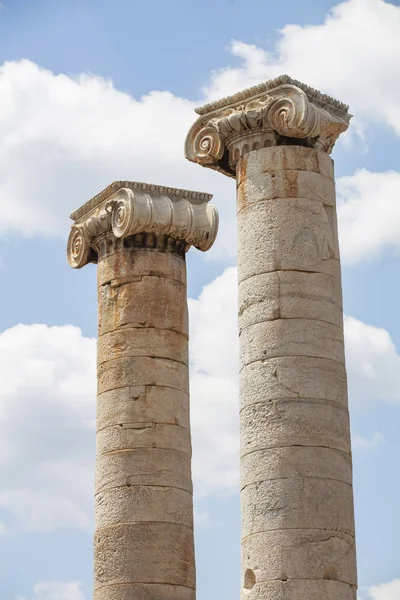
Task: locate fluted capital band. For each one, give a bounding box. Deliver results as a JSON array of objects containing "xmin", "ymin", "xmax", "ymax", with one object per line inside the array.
[
  {"xmin": 185, "ymin": 75, "xmax": 351, "ymax": 178},
  {"xmin": 67, "ymin": 181, "xmax": 218, "ymax": 268}
]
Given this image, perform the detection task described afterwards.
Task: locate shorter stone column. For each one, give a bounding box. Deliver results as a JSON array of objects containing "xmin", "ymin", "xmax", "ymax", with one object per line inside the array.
[{"xmin": 67, "ymin": 181, "xmax": 218, "ymax": 600}]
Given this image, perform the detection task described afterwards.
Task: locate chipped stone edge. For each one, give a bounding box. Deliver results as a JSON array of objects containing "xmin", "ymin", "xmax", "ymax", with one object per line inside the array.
[
  {"xmin": 70, "ymin": 180, "xmax": 214, "ymax": 221},
  {"xmin": 196, "ymin": 74, "xmax": 350, "ymax": 120}
]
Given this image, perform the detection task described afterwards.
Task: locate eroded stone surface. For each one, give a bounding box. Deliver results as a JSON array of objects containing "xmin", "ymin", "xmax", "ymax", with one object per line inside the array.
[
  {"xmin": 97, "ymin": 328, "xmax": 188, "ymax": 366},
  {"xmin": 240, "ymin": 578, "xmax": 356, "ymax": 600},
  {"xmin": 94, "ymin": 247, "xmax": 195, "ymax": 596},
  {"xmin": 96, "ymin": 445, "xmax": 193, "ymax": 494},
  {"xmin": 185, "ymin": 77, "xmax": 348, "ymax": 177},
  {"xmin": 97, "ymin": 249, "xmax": 187, "ymax": 288},
  {"xmin": 93, "ymin": 522, "xmax": 195, "ymax": 587},
  {"xmin": 237, "ymin": 169, "xmax": 336, "ymax": 212},
  {"xmin": 68, "ymin": 183, "xmax": 215, "ymax": 598},
  {"xmin": 97, "ymin": 356, "xmax": 189, "ymax": 394},
  {"xmin": 240, "ymin": 318, "xmax": 344, "ymax": 366},
  {"xmin": 98, "ymin": 277, "xmax": 188, "ymax": 336},
  {"xmin": 240, "ymin": 446, "xmax": 353, "ymax": 487},
  {"xmin": 239, "ymin": 271, "xmax": 343, "ymax": 332},
  {"xmin": 95, "ymin": 485, "xmax": 194, "ymax": 528},
  {"xmin": 242, "ymin": 529, "xmax": 356, "ymax": 585},
  {"xmin": 96, "ymin": 422, "xmax": 191, "ymax": 455},
  {"xmin": 68, "ymin": 182, "xmax": 218, "ymax": 270},
  {"xmin": 236, "ymin": 144, "xmax": 356, "ymax": 599},
  {"xmin": 240, "ymin": 398, "xmax": 351, "ymax": 455},
  {"xmin": 240, "ymin": 356, "xmax": 348, "ymax": 407},
  {"xmin": 241, "ymin": 477, "xmax": 355, "ymax": 536},
  {"xmin": 185, "ymin": 78, "xmax": 357, "ymax": 600},
  {"xmin": 93, "ymin": 583, "xmax": 195, "ymax": 600},
  {"xmin": 96, "ymin": 386, "xmax": 190, "ymax": 431},
  {"xmin": 236, "ymin": 146, "xmax": 335, "ymax": 186},
  {"xmin": 237, "ymin": 198, "xmax": 341, "ymax": 283}
]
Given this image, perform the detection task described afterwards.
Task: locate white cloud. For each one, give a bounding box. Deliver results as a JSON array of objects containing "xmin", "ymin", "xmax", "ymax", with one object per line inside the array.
[
  {"xmin": 204, "ymin": 0, "xmax": 400, "ymax": 136},
  {"xmin": 345, "ymin": 316, "xmax": 400, "ymax": 406},
  {"xmin": 337, "ymin": 170, "xmax": 400, "ymax": 265},
  {"xmin": 0, "ymin": 59, "xmax": 236, "ymax": 262},
  {"xmin": 368, "ymin": 579, "xmax": 400, "ymax": 600},
  {"xmin": 194, "ymin": 508, "xmax": 211, "ymax": 526},
  {"xmin": 1, "ymin": 1, "xmax": 400, "ymax": 266},
  {"xmin": 189, "ymin": 267, "xmax": 239, "ymax": 497},
  {"xmin": 16, "ymin": 582, "xmax": 86, "ymax": 600},
  {"xmin": 352, "ymin": 431, "xmax": 384, "ymax": 451},
  {"xmin": 0, "ymin": 270, "xmax": 239, "ymax": 533},
  {"xmin": 0, "ymin": 324, "xmax": 96, "ymax": 533},
  {"xmin": 2, "ymin": 269, "xmax": 400, "ymax": 533}
]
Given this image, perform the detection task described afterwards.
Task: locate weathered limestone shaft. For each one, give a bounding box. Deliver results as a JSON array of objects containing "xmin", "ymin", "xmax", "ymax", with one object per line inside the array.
[
  {"xmin": 95, "ymin": 245, "xmax": 193, "ymax": 600},
  {"xmin": 67, "ymin": 181, "xmax": 218, "ymax": 600},
  {"xmin": 185, "ymin": 76, "xmax": 357, "ymax": 600},
  {"xmin": 237, "ymin": 145, "xmax": 356, "ymax": 600}
]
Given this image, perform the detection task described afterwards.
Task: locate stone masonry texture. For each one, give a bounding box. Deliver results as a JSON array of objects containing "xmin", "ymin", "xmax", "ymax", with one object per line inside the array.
[
  {"xmin": 94, "ymin": 248, "xmax": 195, "ymax": 600},
  {"xmin": 67, "ymin": 182, "xmax": 218, "ymax": 600},
  {"xmin": 185, "ymin": 77, "xmax": 357, "ymax": 600},
  {"xmin": 237, "ymin": 146, "xmax": 357, "ymax": 600}
]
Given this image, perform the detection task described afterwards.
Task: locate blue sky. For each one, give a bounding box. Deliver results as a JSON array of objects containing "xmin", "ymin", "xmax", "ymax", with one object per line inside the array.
[{"xmin": 1, "ymin": 1, "xmax": 400, "ymax": 599}]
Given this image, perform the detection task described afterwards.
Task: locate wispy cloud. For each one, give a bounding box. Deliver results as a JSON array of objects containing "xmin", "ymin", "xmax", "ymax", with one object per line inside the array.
[{"xmin": 352, "ymin": 431, "xmax": 385, "ymax": 451}]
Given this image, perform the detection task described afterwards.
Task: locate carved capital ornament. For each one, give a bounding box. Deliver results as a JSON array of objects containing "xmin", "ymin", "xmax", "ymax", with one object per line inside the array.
[
  {"xmin": 67, "ymin": 181, "xmax": 218, "ymax": 268},
  {"xmin": 185, "ymin": 75, "xmax": 351, "ymax": 178}
]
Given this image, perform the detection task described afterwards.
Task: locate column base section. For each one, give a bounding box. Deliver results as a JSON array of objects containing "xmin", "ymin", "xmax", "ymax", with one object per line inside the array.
[
  {"xmin": 242, "ymin": 529, "xmax": 356, "ymax": 586},
  {"xmin": 94, "ymin": 582, "xmax": 195, "ymax": 600},
  {"xmin": 241, "ymin": 579, "xmax": 356, "ymax": 600}
]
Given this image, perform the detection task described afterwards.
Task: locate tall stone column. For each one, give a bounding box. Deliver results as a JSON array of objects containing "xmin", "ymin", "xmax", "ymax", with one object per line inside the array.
[
  {"xmin": 67, "ymin": 181, "xmax": 218, "ymax": 600},
  {"xmin": 185, "ymin": 76, "xmax": 357, "ymax": 600}
]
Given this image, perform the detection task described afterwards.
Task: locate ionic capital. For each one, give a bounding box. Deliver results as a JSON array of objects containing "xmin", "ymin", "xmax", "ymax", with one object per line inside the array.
[
  {"xmin": 185, "ymin": 75, "xmax": 351, "ymax": 178},
  {"xmin": 67, "ymin": 181, "xmax": 218, "ymax": 268}
]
